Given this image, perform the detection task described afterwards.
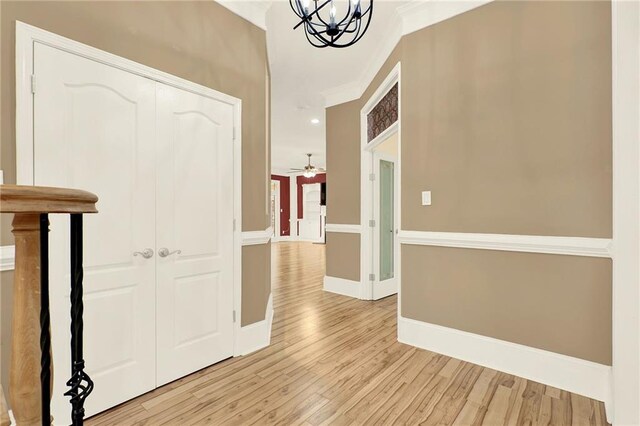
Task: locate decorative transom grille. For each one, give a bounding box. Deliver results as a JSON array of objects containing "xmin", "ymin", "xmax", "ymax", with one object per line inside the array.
[{"xmin": 367, "ymin": 83, "xmax": 398, "ymax": 142}]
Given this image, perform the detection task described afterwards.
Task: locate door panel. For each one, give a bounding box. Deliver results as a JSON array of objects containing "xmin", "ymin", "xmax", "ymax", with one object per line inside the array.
[
  {"xmin": 379, "ymin": 160, "xmax": 394, "ymax": 281},
  {"xmin": 33, "ymin": 43, "xmax": 157, "ymax": 422},
  {"xmin": 155, "ymin": 83, "xmax": 235, "ymax": 385},
  {"xmin": 372, "ymin": 150, "xmax": 398, "ymax": 300}
]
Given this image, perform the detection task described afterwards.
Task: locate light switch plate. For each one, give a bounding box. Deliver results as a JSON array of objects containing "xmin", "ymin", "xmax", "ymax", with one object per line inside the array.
[{"xmin": 422, "ymin": 191, "xmax": 432, "ymax": 206}]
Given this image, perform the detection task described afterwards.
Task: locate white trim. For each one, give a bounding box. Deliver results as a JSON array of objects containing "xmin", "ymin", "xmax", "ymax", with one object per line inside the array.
[
  {"xmin": 234, "ymin": 293, "xmax": 274, "ymax": 356},
  {"xmin": 398, "ymin": 231, "xmax": 613, "ymax": 258},
  {"xmin": 323, "ymin": 276, "xmax": 362, "ymax": 299},
  {"xmin": 322, "ymin": 1, "xmax": 492, "ymax": 107},
  {"xmin": 325, "ymin": 223, "xmax": 362, "ymax": 234},
  {"xmin": 398, "ymin": 316, "xmax": 612, "ymax": 406},
  {"xmin": 360, "ymin": 63, "xmax": 401, "ymax": 301},
  {"xmin": 366, "ymin": 122, "xmax": 399, "ymax": 152},
  {"xmin": 612, "ymin": 1, "xmax": 640, "ymax": 424},
  {"xmin": 241, "ymin": 227, "xmax": 273, "ymax": 246},
  {"xmin": 0, "ymin": 246, "xmax": 15, "ymax": 272},
  {"xmin": 214, "ymin": 0, "xmax": 270, "ymax": 31},
  {"xmin": 15, "ymin": 22, "xmax": 246, "ymax": 381}
]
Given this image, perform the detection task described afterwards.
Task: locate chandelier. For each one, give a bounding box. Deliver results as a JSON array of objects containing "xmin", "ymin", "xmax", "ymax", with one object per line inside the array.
[{"xmin": 289, "ymin": 0, "xmax": 374, "ymax": 48}]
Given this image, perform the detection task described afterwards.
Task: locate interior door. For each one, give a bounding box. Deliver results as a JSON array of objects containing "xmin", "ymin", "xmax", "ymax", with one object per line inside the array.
[
  {"xmin": 373, "ymin": 151, "xmax": 398, "ymax": 299},
  {"xmin": 33, "ymin": 43, "xmax": 157, "ymax": 422},
  {"xmin": 155, "ymin": 83, "xmax": 235, "ymax": 385},
  {"xmin": 300, "ymin": 183, "xmax": 321, "ymax": 241}
]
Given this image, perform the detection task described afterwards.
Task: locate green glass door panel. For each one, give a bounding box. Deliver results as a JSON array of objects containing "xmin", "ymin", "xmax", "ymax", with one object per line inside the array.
[{"xmin": 379, "ymin": 160, "xmax": 394, "ymax": 281}]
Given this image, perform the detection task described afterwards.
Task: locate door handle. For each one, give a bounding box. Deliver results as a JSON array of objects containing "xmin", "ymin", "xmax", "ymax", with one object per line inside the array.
[
  {"xmin": 158, "ymin": 248, "xmax": 182, "ymax": 258},
  {"xmin": 133, "ymin": 248, "xmax": 154, "ymax": 259}
]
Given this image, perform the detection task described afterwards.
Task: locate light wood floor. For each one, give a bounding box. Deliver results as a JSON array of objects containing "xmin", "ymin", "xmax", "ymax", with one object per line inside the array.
[{"xmin": 88, "ymin": 242, "xmax": 609, "ymax": 425}]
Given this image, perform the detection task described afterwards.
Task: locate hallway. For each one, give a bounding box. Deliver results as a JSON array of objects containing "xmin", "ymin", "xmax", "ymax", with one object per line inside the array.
[{"xmin": 87, "ymin": 242, "xmax": 608, "ymax": 425}]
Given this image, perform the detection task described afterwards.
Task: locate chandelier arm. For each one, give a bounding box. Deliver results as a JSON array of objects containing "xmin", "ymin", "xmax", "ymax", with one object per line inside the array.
[
  {"xmin": 329, "ymin": 12, "xmax": 359, "ymax": 44},
  {"xmin": 304, "ymin": 15, "xmax": 336, "ymax": 41},
  {"xmin": 289, "ymin": 0, "xmax": 305, "ymax": 19},
  {"xmin": 337, "ymin": 0, "xmax": 355, "ymax": 27},
  {"xmin": 312, "ymin": 6, "xmax": 331, "ymax": 27},
  {"xmin": 304, "ymin": 26, "xmax": 331, "ymax": 48},
  {"xmin": 335, "ymin": 1, "xmax": 353, "ymax": 27},
  {"xmin": 335, "ymin": 6, "xmax": 372, "ymax": 48},
  {"xmin": 293, "ymin": 0, "xmax": 333, "ymax": 29}
]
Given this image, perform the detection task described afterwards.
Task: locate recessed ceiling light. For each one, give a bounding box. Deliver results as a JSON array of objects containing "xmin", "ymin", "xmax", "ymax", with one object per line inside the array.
[{"xmin": 311, "ymin": 118, "xmax": 320, "ymax": 125}]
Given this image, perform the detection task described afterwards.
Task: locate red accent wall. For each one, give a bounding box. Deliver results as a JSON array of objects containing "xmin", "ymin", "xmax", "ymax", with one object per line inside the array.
[
  {"xmin": 297, "ymin": 173, "xmax": 326, "ymax": 219},
  {"xmin": 271, "ymin": 175, "xmax": 290, "ymax": 236}
]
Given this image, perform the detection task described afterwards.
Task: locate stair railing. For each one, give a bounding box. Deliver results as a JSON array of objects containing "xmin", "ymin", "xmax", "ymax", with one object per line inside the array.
[{"xmin": 0, "ymin": 184, "xmax": 98, "ymax": 426}]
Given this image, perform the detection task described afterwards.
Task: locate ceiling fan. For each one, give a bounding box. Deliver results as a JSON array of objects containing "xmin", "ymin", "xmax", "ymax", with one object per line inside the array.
[{"xmin": 288, "ymin": 154, "xmax": 325, "ymax": 178}]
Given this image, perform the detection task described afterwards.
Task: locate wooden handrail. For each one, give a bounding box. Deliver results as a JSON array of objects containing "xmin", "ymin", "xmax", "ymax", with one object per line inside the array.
[{"xmin": 0, "ymin": 185, "xmax": 98, "ymax": 214}]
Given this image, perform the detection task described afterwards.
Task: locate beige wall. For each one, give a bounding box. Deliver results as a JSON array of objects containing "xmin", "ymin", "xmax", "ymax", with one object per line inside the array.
[
  {"xmin": 325, "ymin": 1, "xmax": 612, "ymax": 363},
  {"xmin": 242, "ymin": 243, "xmax": 271, "ymax": 327},
  {"xmin": 326, "ymin": 233, "xmax": 360, "ymax": 282},
  {"xmin": 402, "ymin": 1, "xmax": 611, "ymax": 237},
  {"xmin": 326, "ymin": 100, "xmax": 361, "ymax": 225},
  {"xmin": 402, "ymin": 246, "xmax": 612, "ymax": 364},
  {"xmin": 0, "ymin": 0, "xmax": 271, "ymax": 387}
]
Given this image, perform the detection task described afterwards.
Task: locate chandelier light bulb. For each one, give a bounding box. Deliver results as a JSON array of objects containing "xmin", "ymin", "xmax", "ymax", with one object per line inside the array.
[
  {"xmin": 329, "ymin": 2, "xmax": 337, "ymax": 24},
  {"xmin": 301, "ymin": 0, "xmax": 310, "ymax": 14}
]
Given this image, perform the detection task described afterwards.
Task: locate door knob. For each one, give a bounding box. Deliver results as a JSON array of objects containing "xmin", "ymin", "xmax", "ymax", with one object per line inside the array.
[
  {"xmin": 158, "ymin": 248, "xmax": 182, "ymax": 258},
  {"xmin": 133, "ymin": 248, "xmax": 154, "ymax": 259}
]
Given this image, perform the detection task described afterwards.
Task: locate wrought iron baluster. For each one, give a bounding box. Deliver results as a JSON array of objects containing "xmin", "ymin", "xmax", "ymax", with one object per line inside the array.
[
  {"xmin": 64, "ymin": 214, "xmax": 93, "ymax": 426},
  {"xmin": 39, "ymin": 214, "xmax": 51, "ymax": 426}
]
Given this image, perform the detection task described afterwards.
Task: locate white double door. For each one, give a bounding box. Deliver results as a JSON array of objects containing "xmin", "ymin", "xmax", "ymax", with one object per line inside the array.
[{"xmin": 32, "ymin": 43, "xmax": 235, "ymax": 422}]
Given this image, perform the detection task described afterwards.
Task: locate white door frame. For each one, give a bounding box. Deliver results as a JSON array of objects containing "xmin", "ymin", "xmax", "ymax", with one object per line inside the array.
[
  {"xmin": 372, "ymin": 149, "xmax": 398, "ymax": 300},
  {"xmin": 611, "ymin": 1, "xmax": 640, "ymax": 423},
  {"xmin": 360, "ymin": 62, "xmax": 401, "ymax": 301},
  {"xmin": 300, "ymin": 182, "xmax": 322, "ymax": 242},
  {"xmin": 14, "ymin": 21, "xmax": 245, "ymax": 356}
]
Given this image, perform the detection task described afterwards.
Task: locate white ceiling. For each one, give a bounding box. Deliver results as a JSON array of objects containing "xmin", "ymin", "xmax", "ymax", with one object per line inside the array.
[{"xmin": 266, "ymin": 0, "xmax": 409, "ymax": 173}]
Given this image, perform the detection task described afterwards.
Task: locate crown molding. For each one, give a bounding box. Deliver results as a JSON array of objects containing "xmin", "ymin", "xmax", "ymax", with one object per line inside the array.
[
  {"xmin": 322, "ymin": 0, "xmax": 493, "ymax": 107},
  {"xmin": 215, "ymin": 0, "xmax": 272, "ymax": 31}
]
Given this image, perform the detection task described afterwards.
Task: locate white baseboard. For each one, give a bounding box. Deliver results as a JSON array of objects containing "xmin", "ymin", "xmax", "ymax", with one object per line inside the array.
[
  {"xmin": 234, "ymin": 293, "xmax": 274, "ymax": 356},
  {"xmin": 398, "ymin": 316, "xmax": 612, "ymax": 406},
  {"xmin": 373, "ymin": 278, "xmax": 397, "ymax": 300},
  {"xmin": 323, "ymin": 276, "xmax": 361, "ymax": 299}
]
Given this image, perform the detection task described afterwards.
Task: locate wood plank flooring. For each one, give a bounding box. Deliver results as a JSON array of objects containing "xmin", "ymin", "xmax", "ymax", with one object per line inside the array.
[{"xmin": 87, "ymin": 242, "xmax": 609, "ymax": 425}]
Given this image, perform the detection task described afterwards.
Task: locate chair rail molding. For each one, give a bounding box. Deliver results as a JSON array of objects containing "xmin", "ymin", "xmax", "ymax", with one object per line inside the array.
[
  {"xmin": 0, "ymin": 246, "xmax": 15, "ymax": 272},
  {"xmin": 325, "ymin": 223, "xmax": 362, "ymax": 234},
  {"xmin": 241, "ymin": 227, "xmax": 273, "ymax": 246},
  {"xmin": 398, "ymin": 231, "xmax": 613, "ymax": 258}
]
